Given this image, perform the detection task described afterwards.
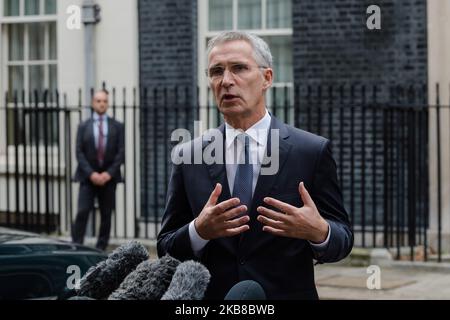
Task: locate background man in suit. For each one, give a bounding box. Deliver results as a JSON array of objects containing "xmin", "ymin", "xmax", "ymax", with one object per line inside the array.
[
  {"xmin": 72, "ymin": 90, "xmax": 125, "ymax": 251},
  {"xmin": 157, "ymin": 31, "xmax": 353, "ymax": 299}
]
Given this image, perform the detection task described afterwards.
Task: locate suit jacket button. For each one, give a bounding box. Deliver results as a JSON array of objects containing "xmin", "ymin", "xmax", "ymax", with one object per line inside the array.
[{"xmin": 239, "ymin": 258, "xmax": 245, "ymax": 265}]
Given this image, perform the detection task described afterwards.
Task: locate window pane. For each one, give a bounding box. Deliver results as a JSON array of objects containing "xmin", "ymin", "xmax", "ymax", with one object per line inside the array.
[
  {"xmin": 8, "ymin": 24, "xmax": 24, "ymax": 61},
  {"xmin": 8, "ymin": 66, "xmax": 24, "ymax": 102},
  {"xmin": 4, "ymin": 0, "xmax": 20, "ymax": 16},
  {"xmin": 45, "ymin": 0, "xmax": 56, "ymax": 14},
  {"xmin": 49, "ymin": 22, "xmax": 57, "ymax": 59},
  {"xmin": 28, "ymin": 23, "xmax": 45, "ymax": 60},
  {"xmin": 29, "ymin": 65, "xmax": 45, "ymax": 97},
  {"xmin": 267, "ymin": 0, "xmax": 292, "ymax": 29},
  {"xmin": 25, "ymin": 0, "xmax": 40, "ymax": 15},
  {"xmin": 209, "ymin": 0, "xmax": 232, "ymax": 31},
  {"xmin": 263, "ymin": 36, "xmax": 292, "ymax": 83},
  {"xmin": 238, "ymin": 0, "xmax": 261, "ymax": 30},
  {"xmin": 0, "ymin": 274, "xmax": 52, "ymax": 299}
]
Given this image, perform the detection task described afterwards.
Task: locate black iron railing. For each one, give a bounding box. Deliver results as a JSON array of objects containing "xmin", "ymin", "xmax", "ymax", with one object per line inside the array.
[{"xmin": 1, "ymin": 84, "xmax": 447, "ymax": 262}]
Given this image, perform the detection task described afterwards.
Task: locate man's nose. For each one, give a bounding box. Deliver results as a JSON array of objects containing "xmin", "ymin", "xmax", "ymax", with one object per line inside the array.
[{"xmin": 221, "ymin": 69, "xmax": 235, "ymax": 87}]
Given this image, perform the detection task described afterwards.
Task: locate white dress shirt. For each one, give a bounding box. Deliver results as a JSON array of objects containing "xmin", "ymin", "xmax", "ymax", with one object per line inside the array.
[
  {"xmin": 188, "ymin": 110, "xmax": 330, "ymax": 256},
  {"xmin": 93, "ymin": 112, "xmax": 108, "ymax": 149}
]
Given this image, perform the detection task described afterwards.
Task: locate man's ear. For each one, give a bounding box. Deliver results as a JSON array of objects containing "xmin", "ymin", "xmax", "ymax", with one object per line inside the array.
[{"xmin": 262, "ymin": 68, "xmax": 274, "ymax": 91}]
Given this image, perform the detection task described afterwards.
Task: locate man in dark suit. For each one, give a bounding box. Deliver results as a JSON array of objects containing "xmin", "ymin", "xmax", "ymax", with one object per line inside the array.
[
  {"xmin": 72, "ymin": 90, "xmax": 125, "ymax": 251},
  {"xmin": 157, "ymin": 31, "xmax": 353, "ymax": 299}
]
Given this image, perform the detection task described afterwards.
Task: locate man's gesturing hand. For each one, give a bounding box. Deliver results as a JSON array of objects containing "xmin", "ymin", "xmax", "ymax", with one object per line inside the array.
[
  {"xmin": 195, "ymin": 183, "xmax": 250, "ymax": 240},
  {"xmin": 256, "ymin": 182, "xmax": 329, "ymax": 243}
]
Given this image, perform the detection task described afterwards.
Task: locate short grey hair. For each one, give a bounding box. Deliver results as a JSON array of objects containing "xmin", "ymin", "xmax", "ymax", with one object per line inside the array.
[{"xmin": 206, "ymin": 31, "xmax": 273, "ymax": 68}]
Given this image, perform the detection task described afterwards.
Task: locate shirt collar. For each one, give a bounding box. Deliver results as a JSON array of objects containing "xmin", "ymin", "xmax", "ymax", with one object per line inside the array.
[
  {"xmin": 225, "ymin": 109, "xmax": 271, "ymax": 148},
  {"xmin": 93, "ymin": 112, "xmax": 107, "ymax": 121}
]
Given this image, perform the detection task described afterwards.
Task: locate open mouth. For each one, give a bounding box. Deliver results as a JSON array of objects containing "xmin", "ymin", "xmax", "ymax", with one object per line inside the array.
[{"xmin": 221, "ymin": 94, "xmax": 240, "ymax": 103}]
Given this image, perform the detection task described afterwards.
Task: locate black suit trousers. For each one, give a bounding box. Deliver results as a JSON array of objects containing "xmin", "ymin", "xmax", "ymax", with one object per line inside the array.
[{"xmin": 72, "ymin": 180, "xmax": 117, "ymax": 250}]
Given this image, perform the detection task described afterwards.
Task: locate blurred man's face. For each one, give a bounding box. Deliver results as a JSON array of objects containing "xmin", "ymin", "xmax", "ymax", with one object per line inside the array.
[
  {"xmin": 207, "ymin": 40, "xmax": 273, "ymax": 121},
  {"xmin": 92, "ymin": 91, "xmax": 109, "ymax": 115}
]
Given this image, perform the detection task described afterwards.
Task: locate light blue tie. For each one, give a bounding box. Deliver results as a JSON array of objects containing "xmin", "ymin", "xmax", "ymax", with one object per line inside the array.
[{"xmin": 232, "ymin": 134, "xmax": 253, "ymax": 212}]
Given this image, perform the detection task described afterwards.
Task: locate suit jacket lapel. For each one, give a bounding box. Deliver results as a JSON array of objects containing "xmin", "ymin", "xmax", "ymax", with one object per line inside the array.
[
  {"xmin": 86, "ymin": 119, "xmax": 96, "ymax": 155},
  {"xmin": 239, "ymin": 116, "xmax": 292, "ymax": 256},
  {"xmin": 204, "ymin": 123, "xmax": 232, "ymax": 203},
  {"xmin": 203, "ymin": 123, "xmax": 236, "ymax": 253}
]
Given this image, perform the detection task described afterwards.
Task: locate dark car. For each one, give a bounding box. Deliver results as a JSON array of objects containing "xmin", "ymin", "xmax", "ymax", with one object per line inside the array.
[{"xmin": 0, "ymin": 227, "xmax": 107, "ymax": 300}]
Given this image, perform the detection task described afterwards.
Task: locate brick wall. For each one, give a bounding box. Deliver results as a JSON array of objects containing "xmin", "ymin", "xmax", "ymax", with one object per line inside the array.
[
  {"xmin": 136, "ymin": 0, "xmax": 428, "ymax": 232},
  {"xmin": 291, "ymin": 0, "xmax": 428, "ymax": 232},
  {"xmin": 292, "ymin": 0, "xmax": 427, "ymax": 92},
  {"xmin": 138, "ymin": 0, "xmax": 198, "ymax": 225},
  {"xmin": 138, "ymin": 0, "xmax": 197, "ymax": 93}
]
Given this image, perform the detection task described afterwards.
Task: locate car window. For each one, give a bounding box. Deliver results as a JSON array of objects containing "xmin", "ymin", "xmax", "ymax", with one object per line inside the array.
[
  {"xmin": 0, "ymin": 273, "xmax": 53, "ymax": 300},
  {"xmin": 0, "ymin": 246, "xmax": 31, "ymax": 255},
  {"xmin": 87, "ymin": 255, "xmax": 107, "ymax": 265}
]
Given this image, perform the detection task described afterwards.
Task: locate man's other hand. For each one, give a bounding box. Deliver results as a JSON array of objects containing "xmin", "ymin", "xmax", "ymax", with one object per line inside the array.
[
  {"xmin": 195, "ymin": 183, "xmax": 250, "ymax": 240},
  {"xmin": 257, "ymin": 182, "xmax": 329, "ymax": 243},
  {"xmin": 90, "ymin": 172, "xmax": 112, "ymax": 186},
  {"xmin": 100, "ymin": 172, "xmax": 112, "ymax": 185},
  {"xmin": 90, "ymin": 172, "xmax": 104, "ymax": 186}
]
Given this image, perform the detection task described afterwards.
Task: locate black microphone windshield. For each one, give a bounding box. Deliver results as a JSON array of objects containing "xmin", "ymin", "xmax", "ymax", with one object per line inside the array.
[
  {"xmin": 108, "ymin": 254, "xmax": 180, "ymax": 300},
  {"xmin": 77, "ymin": 241, "xmax": 149, "ymax": 299},
  {"xmin": 161, "ymin": 260, "xmax": 211, "ymax": 300},
  {"xmin": 224, "ymin": 280, "xmax": 266, "ymax": 300}
]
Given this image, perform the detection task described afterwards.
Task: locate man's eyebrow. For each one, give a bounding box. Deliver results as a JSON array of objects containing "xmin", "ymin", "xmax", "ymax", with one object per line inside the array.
[
  {"xmin": 209, "ymin": 63, "xmax": 223, "ymax": 69},
  {"xmin": 209, "ymin": 61, "xmax": 249, "ymax": 68}
]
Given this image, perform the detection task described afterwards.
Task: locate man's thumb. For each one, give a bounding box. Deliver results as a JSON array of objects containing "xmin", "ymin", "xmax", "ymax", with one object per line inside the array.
[
  {"xmin": 207, "ymin": 183, "xmax": 222, "ymax": 206},
  {"xmin": 299, "ymin": 182, "xmax": 313, "ymax": 206}
]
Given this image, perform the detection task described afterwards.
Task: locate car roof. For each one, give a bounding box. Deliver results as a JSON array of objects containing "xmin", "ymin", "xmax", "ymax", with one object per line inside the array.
[
  {"xmin": 0, "ymin": 227, "xmax": 105, "ymax": 255},
  {"xmin": 0, "ymin": 228, "xmax": 49, "ymax": 244}
]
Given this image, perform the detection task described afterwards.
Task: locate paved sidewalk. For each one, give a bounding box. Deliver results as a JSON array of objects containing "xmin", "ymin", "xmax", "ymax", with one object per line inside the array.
[{"xmin": 315, "ymin": 263, "xmax": 450, "ymax": 300}]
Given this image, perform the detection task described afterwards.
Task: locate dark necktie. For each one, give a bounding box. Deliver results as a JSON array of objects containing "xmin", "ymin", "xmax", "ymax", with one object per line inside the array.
[
  {"xmin": 232, "ymin": 134, "xmax": 253, "ymax": 212},
  {"xmin": 97, "ymin": 116, "xmax": 105, "ymax": 166}
]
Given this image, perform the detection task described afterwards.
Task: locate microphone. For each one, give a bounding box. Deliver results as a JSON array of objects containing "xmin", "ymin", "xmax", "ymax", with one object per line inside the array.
[
  {"xmin": 108, "ymin": 254, "xmax": 181, "ymax": 300},
  {"xmin": 224, "ymin": 280, "xmax": 266, "ymax": 300},
  {"xmin": 161, "ymin": 260, "xmax": 211, "ymax": 300},
  {"xmin": 76, "ymin": 241, "xmax": 149, "ymax": 299}
]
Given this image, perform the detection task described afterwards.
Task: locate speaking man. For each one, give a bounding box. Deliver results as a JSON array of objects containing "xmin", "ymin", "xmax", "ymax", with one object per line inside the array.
[{"xmin": 157, "ymin": 31, "xmax": 353, "ymax": 299}]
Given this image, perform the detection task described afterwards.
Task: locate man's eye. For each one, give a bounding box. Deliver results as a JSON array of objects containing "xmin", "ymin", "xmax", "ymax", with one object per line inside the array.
[
  {"xmin": 209, "ymin": 68, "xmax": 224, "ymax": 76},
  {"xmin": 232, "ymin": 64, "xmax": 247, "ymax": 72}
]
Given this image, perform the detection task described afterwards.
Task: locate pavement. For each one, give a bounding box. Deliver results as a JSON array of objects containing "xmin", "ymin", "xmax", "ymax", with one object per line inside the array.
[{"xmin": 315, "ymin": 262, "xmax": 450, "ymax": 300}]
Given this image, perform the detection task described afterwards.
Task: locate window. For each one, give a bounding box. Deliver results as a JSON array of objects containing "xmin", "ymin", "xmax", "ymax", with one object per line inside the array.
[
  {"xmin": 0, "ymin": 273, "xmax": 54, "ymax": 299},
  {"xmin": 208, "ymin": 0, "xmax": 292, "ymax": 30},
  {"xmin": 4, "ymin": 0, "xmax": 56, "ymax": 17},
  {"xmin": 3, "ymin": 0, "xmax": 19, "ymax": 16},
  {"xmin": 1, "ymin": 0, "xmax": 58, "ymax": 145},
  {"xmin": 208, "ymin": 0, "xmax": 233, "ymax": 30},
  {"xmin": 266, "ymin": 0, "xmax": 292, "ymax": 29},
  {"xmin": 6, "ymin": 22, "xmax": 57, "ymax": 103},
  {"xmin": 200, "ymin": 0, "xmax": 293, "ymax": 111}
]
